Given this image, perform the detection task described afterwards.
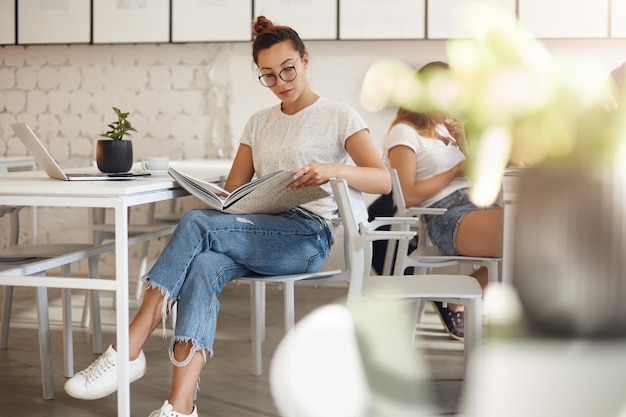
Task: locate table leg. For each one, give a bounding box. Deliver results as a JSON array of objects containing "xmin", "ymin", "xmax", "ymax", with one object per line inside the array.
[{"xmin": 114, "ymin": 203, "xmax": 131, "ymax": 417}]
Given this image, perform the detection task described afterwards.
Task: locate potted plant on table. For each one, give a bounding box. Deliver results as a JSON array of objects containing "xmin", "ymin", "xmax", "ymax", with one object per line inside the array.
[{"xmin": 95, "ymin": 107, "xmax": 137, "ymax": 173}]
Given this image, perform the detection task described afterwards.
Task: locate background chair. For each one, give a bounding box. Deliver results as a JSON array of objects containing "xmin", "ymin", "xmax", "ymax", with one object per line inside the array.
[
  {"xmin": 89, "ymin": 205, "xmax": 178, "ymax": 300},
  {"xmin": 331, "ymin": 178, "xmax": 483, "ymax": 366},
  {"xmin": 268, "ymin": 180, "xmax": 484, "ymax": 417},
  {"xmin": 237, "ymin": 233, "xmax": 348, "ymax": 376},
  {"xmin": 383, "ymin": 169, "xmax": 501, "ymax": 283},
  {"xmin": 0, "ymin": 206, "xmax": 105, "ymax": 400}
]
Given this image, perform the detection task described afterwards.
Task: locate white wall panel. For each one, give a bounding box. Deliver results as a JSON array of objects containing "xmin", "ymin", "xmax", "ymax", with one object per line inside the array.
[
  {"xmin": 427, "ymin": 0, "xmax": 517, "ymax": 39},
  {"xmin": 254, "ymin": 0, "xmax": 337, "ymax": 40},
  {"xmin": 93, "ymin": 0, "xmax": 170, "ymax": 44},
  {"xmin": 611, "ymin": 0, "xmax": 626, "ymax": 37},
  {"xmin": 519, "ymin": 0, "xmax": 608, "ymax": 38},
  {"xmin": 172, "ymin": 0, "xmax": 252, "ymax": 42},
  {"xmin": 0, "ymin": 0, "xmax": 15, "ymax": 44},
  {"xmin": 17, "ymin": 0, "xmax": 90, "ymax": 44},
  {"xmin": 339, "ymin": 0, "xmax": 425, "ymax": 40}
]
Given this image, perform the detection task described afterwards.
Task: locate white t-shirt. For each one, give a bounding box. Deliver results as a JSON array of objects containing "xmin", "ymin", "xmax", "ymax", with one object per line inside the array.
[
  {"xmin": 383, "ymin": 122, "xmax": 472, "ymax": 208},
  {"xmin": 240, "ymin": 97, "xmax": 368, "ymax": 219}
]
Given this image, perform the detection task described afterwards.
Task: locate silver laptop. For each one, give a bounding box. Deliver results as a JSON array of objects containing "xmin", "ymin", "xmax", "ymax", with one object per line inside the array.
[{"xmin": 10, "ymin": 122, "xmax": 145, "ymax": 181}]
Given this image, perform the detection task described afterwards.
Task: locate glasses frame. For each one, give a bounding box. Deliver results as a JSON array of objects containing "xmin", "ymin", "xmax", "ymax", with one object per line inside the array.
[{"xmin": 258, "ymin": 57, "xmax": 300, "ymax": 88}]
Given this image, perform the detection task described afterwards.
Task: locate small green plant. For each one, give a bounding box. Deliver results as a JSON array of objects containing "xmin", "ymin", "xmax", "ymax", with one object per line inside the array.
[{"xmin": 100, "ymin": 107, "xmax": 137, "ymax": 140}]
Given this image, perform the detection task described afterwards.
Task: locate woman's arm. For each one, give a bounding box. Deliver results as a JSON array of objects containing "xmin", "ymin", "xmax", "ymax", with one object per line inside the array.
[
  {"xmin": 289, "ymin": 129, "xmax": 391, "ymax": 195},
  {"xmin": 224, "ymin": 144, "xmax": 255, "ymax": 192},
  {"xmin": 388, "ymin": 144, "xmax": 461, "ymax": 207}
]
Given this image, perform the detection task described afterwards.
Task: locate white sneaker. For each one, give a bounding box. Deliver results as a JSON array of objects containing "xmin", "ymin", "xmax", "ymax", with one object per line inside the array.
[
  {"xmin": 64, "ymin": 345, "xmax": 146, "ymax": 400},
  {"xmin": 149, "ymin": 401, "xmax": 198, "ymax": 417}
]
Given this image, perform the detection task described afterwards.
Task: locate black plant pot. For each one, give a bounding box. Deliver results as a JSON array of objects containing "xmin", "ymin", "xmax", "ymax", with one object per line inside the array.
[{"xmin": 96, "ymin": 140, "xmax": 133, "ymax": 173}]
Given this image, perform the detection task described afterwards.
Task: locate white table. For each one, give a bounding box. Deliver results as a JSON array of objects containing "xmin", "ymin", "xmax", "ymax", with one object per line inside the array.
[{"xmin": 0, "ymin": 159, "xmax": 231, "ymax": 416}]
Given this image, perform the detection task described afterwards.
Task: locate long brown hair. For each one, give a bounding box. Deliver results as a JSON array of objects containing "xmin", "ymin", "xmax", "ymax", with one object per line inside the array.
[{"xmin": 389, "ymin": 61, "xmax": 450, "ymax": 139}]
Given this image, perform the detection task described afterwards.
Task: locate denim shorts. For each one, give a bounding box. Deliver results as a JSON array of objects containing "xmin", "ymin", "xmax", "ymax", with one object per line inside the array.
[{"xmin": 422, "ymin": 188, "xmax": 499, "ymax": 256}]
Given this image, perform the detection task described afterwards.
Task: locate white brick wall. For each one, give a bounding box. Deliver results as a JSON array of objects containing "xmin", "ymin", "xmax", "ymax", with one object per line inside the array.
[{"xmin": 0, "ymin": 42, "xmax": 235, "ymax": 278}]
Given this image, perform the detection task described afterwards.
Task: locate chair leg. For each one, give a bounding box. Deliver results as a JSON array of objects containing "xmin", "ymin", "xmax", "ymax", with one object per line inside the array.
[
  {"xmin": 382, "ymin": 239, "xmax": 397, "ymax": 275},
  {"xmin": 61, "ymin": 265, "xmax": 74, "ymax": 378},
  {"xmin": 89, "ymin": 255, "xmax": 102, "ymax": 354},
  {"xmin": 487, "ymin": 260, "xmax": 499, "ymax": 284},
  {"xmin": 411, "ymin": 299, "xmax": 427, "ymax": 340},
  {"xmin": 36, "ymin": 286, "xmax": 54, "ymax": 400},
  {"xmin": 283, "ymin": 281, "xmax": 295, "ymax": 333},
  {"xmin": 250, "ymin": 281, "xmax": 264, "ymax": 376},
  {"xmin": 0, "ymin": 286, "xmax": 14, "ymax": 349},
  {"xmin": 81, "ymin": 291, "xmax": 90, "ymax": 328},
  {"xmin": 260, "ymin": 282, "xmax": 266, "ymax": 342},
  {"xmin": 89, "ymin": 288, "xmax": 102, "ymax": 354},
  {"xmin": 463, "ymin": 297, "xmax": 482, "ymax": 370}
]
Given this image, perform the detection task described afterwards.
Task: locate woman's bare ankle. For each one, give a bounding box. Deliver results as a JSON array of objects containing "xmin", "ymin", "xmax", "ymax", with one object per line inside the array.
[{"xmin": 110, "ymin": 344, "xmax": 142, "ymax": 361}]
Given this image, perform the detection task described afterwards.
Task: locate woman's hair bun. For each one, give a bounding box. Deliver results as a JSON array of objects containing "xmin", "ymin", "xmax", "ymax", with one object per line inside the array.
[{"xmin": 252, "ymin": 16, "xmax": 273, "ymax": 38}]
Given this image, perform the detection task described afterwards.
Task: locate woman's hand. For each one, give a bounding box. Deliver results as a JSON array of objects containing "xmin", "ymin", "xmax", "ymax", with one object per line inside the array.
[
  {"xmin": 289, "ymin": 163, "xmax": 333, "ymax": 189},
  {"xmin": 444, "ymin": 117, "xmax": 464, "ymax": 141}
]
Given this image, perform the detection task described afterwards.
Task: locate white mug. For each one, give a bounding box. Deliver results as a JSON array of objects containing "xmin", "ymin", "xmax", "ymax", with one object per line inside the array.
[{"xmin": 141, "ymin": 156, "xmax": 169, "ymax": 172}]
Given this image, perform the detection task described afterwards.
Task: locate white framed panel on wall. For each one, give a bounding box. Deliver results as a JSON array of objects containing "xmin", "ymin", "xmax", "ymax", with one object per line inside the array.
[
  {"xmin": 519, "ymin": 0, "xmax": 608, "ymax": 38},
  {"xmin": 172, "ymin": 0, "xmax": 252, "ymax": 42},
  {"xmin": 0, "ymin": 0, "xmax": 15, "ymax": 44},
  {"xmin": 427, "ymin": 0, "xmax": 517, "ymax": 39},
  {"xmin": 254, "ymin": 0, "xmax": 337, "ymax": 40},
  {"xmin": 93, "ymin": 0, "xmax": 170, "ymax": 44},
  {"xmin": 339, "ymin": 0, "xmax": 425, "ymax": 40},
  {"xmin": 17, "ymin": 0, "xmax": 90, "ymax": 44},
  {"xmin": 611, "ymin": 0, "xmax": 626, "ymax": 37}
]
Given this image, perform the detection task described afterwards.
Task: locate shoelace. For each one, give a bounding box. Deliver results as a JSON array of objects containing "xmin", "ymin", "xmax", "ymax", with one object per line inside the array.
[
  {"xmin": 148, "ymin": 402, "xmax": 174, "ymax": 417},
  {"xmin": 79, "ymin": 355, "xmax": 115, "ymax": 384}
]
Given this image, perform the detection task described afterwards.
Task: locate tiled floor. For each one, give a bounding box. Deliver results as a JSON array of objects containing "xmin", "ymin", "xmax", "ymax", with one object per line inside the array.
[{"xmin": 0, "ymin": 281, "xmax": 465, "ymax": 416}]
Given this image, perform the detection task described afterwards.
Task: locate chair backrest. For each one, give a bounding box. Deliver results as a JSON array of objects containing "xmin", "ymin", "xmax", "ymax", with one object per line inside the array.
[
  {"xmin": 390, "ymin": 168, "xmax": 410, "ymax": 215},
  {"xmin": 0, "ymin": 206, "xmax": 23, "ymax": 246},
  {"xmin": 389, "ymin": 169, "xmax": 444, "ymax": 260},
  {"xmin": 330, "ymin": 178, "xmax": 376, "ymax": 303},
  {"xmin": 331, "ymin": 178, "xmax": 422, "ymax": 298}
]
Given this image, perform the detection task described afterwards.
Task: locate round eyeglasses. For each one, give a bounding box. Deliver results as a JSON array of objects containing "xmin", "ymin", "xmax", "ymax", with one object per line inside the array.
[{"xmin": 258, "ymin": 59, "xmax": 299, "ymax": 88}]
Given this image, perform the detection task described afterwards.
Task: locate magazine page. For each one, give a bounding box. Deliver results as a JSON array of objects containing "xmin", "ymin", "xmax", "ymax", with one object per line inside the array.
[
  {"xmin": 223, "ymin": 171, "xmax": 330, "ymax": 215},
  {"xmin": 169, "ymin": 167, "xmax": 330, "ymax": 214},
  {"xmin": 168, "ymin": 167, "xmax": 227, "ymax": 210}
]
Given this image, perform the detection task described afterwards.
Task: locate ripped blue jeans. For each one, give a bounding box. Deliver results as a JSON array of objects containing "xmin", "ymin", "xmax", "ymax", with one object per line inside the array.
[{"xmin": 143, "ymin": 207, "xmax": 333, "ymax": 366}]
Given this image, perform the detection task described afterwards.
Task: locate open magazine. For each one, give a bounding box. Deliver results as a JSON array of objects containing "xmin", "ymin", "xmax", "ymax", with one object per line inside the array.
[{"xmin": 168, "ymin": 167, "xmax": 330, "ymax": 215}]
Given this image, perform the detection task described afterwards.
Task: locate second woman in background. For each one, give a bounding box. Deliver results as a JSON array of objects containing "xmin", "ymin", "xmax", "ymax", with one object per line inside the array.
[{"xmin": 382, "ymin": 61, "xmax": 503, "ymax": 341}]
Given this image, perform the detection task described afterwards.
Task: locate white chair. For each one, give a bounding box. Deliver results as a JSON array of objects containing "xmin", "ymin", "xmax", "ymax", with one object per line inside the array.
[
  {"xmin": 237, "ymin": 239, "xmax": 348, "ymax": 376},
  {"xmin": 239, "ymin": 178, "xmax": 482, "ymax": 376},
  {"xmin": 383, "ymin": 169, "xmax": 501, "ymax": 283},
  {"xmin": 0, "ymin": 207, "xmax": 103, "ymax": 400},
  {"xmin": 331, "ymin": 178, "xmax": 483, "ymax": 366},
  {"xmin": 268, "ymin": 180, "xmax": 483, "ymax": 417}
]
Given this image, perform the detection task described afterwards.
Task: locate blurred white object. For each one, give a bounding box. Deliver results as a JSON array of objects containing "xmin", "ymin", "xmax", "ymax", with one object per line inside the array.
[
  {"xmin": 269, "ymin": 304, "xmax": 371, "ymax": 417},
  {"xmin": 462, "ymin": 339, "xmax": 626, "ymax": 417}
]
